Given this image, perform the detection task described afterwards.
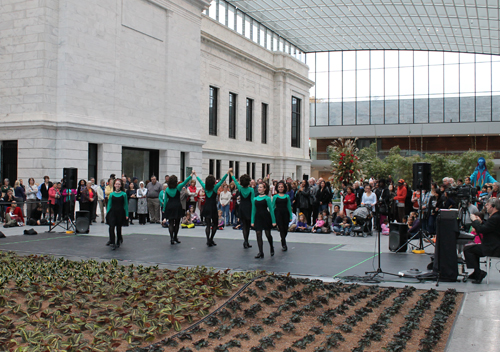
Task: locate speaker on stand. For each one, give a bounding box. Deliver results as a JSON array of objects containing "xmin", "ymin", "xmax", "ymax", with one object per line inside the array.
[
  {"xmin": 412, "ymin": 162, "xmax": 432, "ymax": 191},
  {"xmin": 63, "ymin": 168, "xmax": 78, "ymax": 190}
]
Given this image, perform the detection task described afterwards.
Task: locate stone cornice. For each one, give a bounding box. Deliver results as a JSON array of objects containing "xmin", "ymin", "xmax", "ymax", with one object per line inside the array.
[
  {"xmin": 202, "ymin": 147, "xmax": 311, "ymax": 163},
  {"xmin": 201, "ymin": 30, "xmax": 313, "ymax": 89},
  {"xmin": 0, "ymin": 121, "xmax": 206, "ymax": 146}
]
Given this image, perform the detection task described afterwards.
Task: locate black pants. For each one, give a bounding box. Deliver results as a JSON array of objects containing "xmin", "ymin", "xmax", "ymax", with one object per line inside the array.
[
  {"xmin": 256, "ymin": 229, "xmax": 273, "ymax": 254},
  {"xmin": 241, "ymin": 218, "xmax": 251, "ymax": 244},
  {"xmin": 464, "ymin": 244, "xmax": 487, "ymax": 273},
  {"xmin": 91, "ymin": 199, "xmax": 97, "ymax": 221},
  {"xmin": 139, "ymin": 214, "xmax": 147, "ymax": 224},
  {"xmin": 129, "ymin": 212, "xmax": 135, "ymax": 223},
  {"xmin": 168, "ymin": 218, "xmax": 180, "ymax": 239},
  {"xmin": 109, "ymin": 225, "xmax": 122, "ymax": 245},
  {"xmin": 312, "ymin": 206, "xmax": 319, "ymax": 226},
  {"xmin": 205, "ymin": 213, "xmax": 219, "ymax": 243}
]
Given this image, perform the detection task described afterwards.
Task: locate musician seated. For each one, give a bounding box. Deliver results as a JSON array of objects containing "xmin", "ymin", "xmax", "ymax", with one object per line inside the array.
[{"xmin": 464, "ymin": 198, "xmax": 500, "ymax": 284}]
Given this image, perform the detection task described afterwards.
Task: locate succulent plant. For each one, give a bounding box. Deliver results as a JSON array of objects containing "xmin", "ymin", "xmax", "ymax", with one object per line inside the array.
[
  {"xmin": 234, "ymin": 333, "xmax": 250, "ymax": 340},
  {"xmin": 281, "ymin": 322, "xmax": 295, "ymax": 332},
  {"xmin": 255, "ymin": 281, "xmax": 267, "ymax": 291},
  {"xmin": 249, "ymin": 325, "xmax": 264, "ymax": 334},
  {"xmin": 230, "ymin": 317, "xmax": 246, "ymax": 328},
  {"xmin": 192, "ymin": 338, "xmax": 209, "ymax": 350}
]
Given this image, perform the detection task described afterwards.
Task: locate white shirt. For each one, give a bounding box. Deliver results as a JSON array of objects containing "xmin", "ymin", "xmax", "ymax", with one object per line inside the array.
[{"xmin": 219, "ymin": 190, "xmax": 231, "ymax": 206}]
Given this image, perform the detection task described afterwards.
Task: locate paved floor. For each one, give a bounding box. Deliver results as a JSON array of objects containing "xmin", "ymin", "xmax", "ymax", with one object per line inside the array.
[{"xmin": 1, "ymin": 221, "xmax": 498, "ymax": 352}]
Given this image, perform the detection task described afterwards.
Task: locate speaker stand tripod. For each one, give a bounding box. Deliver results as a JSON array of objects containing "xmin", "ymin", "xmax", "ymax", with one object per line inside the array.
[
  {"xmin": 365, "ymin": 209, "xmax": 401, "ymax": 280},
  {"xmin": 48, "ymin": 216, "xmax": 76, "ymax": 233},
  {"xmin": 395, "ymin": 186, "xmax": 435, "ymax": 253}
]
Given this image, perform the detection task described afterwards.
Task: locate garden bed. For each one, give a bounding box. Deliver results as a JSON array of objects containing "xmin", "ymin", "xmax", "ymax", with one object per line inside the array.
[
  {"xmin": 0, "ymin": 252, "xmax": 261, "ymax": 351},
  {"xmin": 0, "ymin": 252, "xmax": 462, "ymax": 352}
]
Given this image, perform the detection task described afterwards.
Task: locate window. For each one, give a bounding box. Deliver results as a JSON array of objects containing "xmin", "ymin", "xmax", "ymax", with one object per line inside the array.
[
  {"xmin": 229, "ymin": 93, "xmax": 237, "ymax": 139},
  {"xmin": 235, "ymin": 161, "xmax": 240, "ymax": 178},
  {"xmin": 209, "ymin": 159, "xmax": 215, "ymax": 176},
  {"xmin": 262, "ymin": 163, "xmax": 266, "ymax": 178},
  {"xmin": 291, "ymin": 97, "xmax": 301, "ymax": 148},
  {"xmin": 88, "ymin": 143, "xmax": 98, "ymax": 180},
  {"xmin": 247, "ymin": 162, "xmax": 251, "ymax": 175},
  {"xmin": 180, "ymin": 152, "xmax": 186, "ymax": 181},
  {"xmin": 216, "ymin": 160, "xmax": 221, "ymax": 180},
  {"xmin": 229, "ymin": 160, "xmax": 234, "ymax": 170},
  {"xmin": 266, "ymin": 164, "xmax": 270, "ymax": 176},
  {"xmin": 246, "ymin": 98, "xmax": 253, "ymax": 141},
  {"xmin": 209, "ymin": 86, "xmax": 218, "ymax": 136},
  {"xmin": 252, "ymin": 163, "xmax": 256, "ymax": 180},
  {"xmin": 261, "ymin": 103, "xmax": 268, "ymax": 144}
]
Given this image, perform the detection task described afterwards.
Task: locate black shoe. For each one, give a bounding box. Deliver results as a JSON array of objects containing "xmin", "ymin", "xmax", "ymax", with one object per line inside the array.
[
  {"xmin": 111, "ymin": 244, "xmax": 117, "ymax": 250},
  {"xmin": 270, "ymin": 247, "xmax": 275, "ymax": 256},
  {"xmin": 130, "ymin": 222, "xmax": 134, "ymax": 225},
  {"xmin": 282, "ymin": 245, "xmax": 288, "ymax": 251},
  {"xmin": 255, "ymin": 253, "xmax": 264, "ymax": 259},
  {"xmin": 243, "ymin": 241, "xmax": 248, "ymax": 249},
  {"xmin": 247, "ymin": 242, "xmax": 252, "ymax": 248},
  {"xmin": 207, "ymin": 241, "xmax": 213, "ymax": 247},
  {"xmin": 115, "ymin": 243, "xmax": 120, "ymax": 249},
  {"xmin": 118, "ymin": 238, "xmax": 123, "ymax": 245},
  {"xmin": 174, "ymin": 238, "xmax": 181, "ymax": 244},
  {"xmin": 472, "ymin": 270, "xmax": 487, "ymax": 284},
  {"xmin": 211, "ymin": 240, "xmax": 217, "ymax": 246},
  {"xmin": 106, "ymin": 241, "xmax": 111, "ymax": 246},
  {"xmin": 171, "ymin": 238, "xmax": 175, "ymax": 245}
]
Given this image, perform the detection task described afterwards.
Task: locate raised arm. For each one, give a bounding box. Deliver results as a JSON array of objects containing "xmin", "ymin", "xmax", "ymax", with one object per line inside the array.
[
  {"xmin": 214, "ymin": 173, "xmax": 228, "ymax": 193},
  {"xmin": 196, "ymin": 176, "xmax": 206, "ymax": 190},
  {"xmin": 267, "ymin": 196, "xmax": 276, "ymax": 224},
  {"xmin": 231, "ymin": 175, "xmax": 243, "ymax": 192},
  {"xmin": 177, "ymin": 175, "xmax": 192, "ymax": 191}
]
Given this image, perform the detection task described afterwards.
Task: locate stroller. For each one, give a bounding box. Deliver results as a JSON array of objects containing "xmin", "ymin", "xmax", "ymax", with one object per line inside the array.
[{"xmin": 351, "ymin": 205, "xmax": 373, "ymax": 237}]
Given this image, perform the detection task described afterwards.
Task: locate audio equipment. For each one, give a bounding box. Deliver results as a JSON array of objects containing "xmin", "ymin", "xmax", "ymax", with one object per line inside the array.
[
  {"xmin": 75, "ymin": 211, "xmax": 90, "ymax": 234},
  {"xmin": 412, "ymin": 162, "xmax": 432, "ymax": 191},
  {"xmin": 63, "ymin": 168, "xmax": 78, "ymax": 190},
  {"xmin": 389, "ymin": 222, "xmax": 408, "ymax": 252}
]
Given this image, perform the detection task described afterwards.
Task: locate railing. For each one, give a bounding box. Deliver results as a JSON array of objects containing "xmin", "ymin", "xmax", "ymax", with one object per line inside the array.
[{"xmin": 310, "ymin": 150, "xmax": 500, "ymax": 161}]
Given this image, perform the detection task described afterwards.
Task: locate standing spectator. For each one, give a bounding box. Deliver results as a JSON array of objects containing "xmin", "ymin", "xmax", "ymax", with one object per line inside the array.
[
  {"xmin": 186, "ymin": 180, "xmax": 198, "ymax": 212},
  {"xmin": 80, "ymin": 182, "xmax": 94, "ymax": 222},
  {"xmin": 48, "ymin": 182, "xmax": 63, "ymax": 222},
  {"xmin": 76, "ymin": 179, "xmax": 86, "ymax": 211},
  {"xmin": 353, "ymin": 181, "xmax": 364, "ymax": 206},
  {"xmin": 90, "ymin": 178, "xmax": 99, "ymax": 223},
  {"xmin": 308, "ymin": 178, "xmax": 319, "ymax": 224},
  {"xmin": 229, "ymin": 182, "xmax": 238, "ymax": 226},
  {"xmin": 404, "ymin": 182, "xmax": 413, "ymax": 216},
  {"xmin": 39, "ymin": 176, "xmax": 53, "ymax": 219},
  {"xmin": 219, "ymin": 183, "xmax": 231, "ymax": 225},
  {"xmin": 127, "ymin": 183, "xmax": 137, "ymax": 225},
  {"xmin": 394, "ymin": 179, "xmax": 407, "ymax": 222},
  {"xmin": 317, "ymin": 180, "xmax": 331, "ymax": 213},
  {"xmin": 136, "ymin": 182, "xmax": 148, "ymax": 225},
  {"xmin": 343, "ymin": 186, "xmax": 357, "ymax": 218},
  {"xmin": 146, "ymin": 176, "xmax": 162, "ymax": 224},
  {"xmin": 1, "ymin": 179, "xmax": 13, "ymax": 199},
  {"xmin": 14, "ymin": 180, "xmax": 26, "ymax": 202},
  {"xmin": 387, "ymin": 183, "xmax": 397, "ymax": 222},
  {"xmin": 295, "ymin": 180, "xmax": 312, "ymax": 224},
  {"xmin": 98, "ymin": 179, "xmax": 106, "ymax": 222},
  {"xmin": 25, "ymin": 178, "xmax": 38, "ymax": 220},
  {"xmin": 104, "ymin": 178, "xmax": 113, "ymax": 211}
]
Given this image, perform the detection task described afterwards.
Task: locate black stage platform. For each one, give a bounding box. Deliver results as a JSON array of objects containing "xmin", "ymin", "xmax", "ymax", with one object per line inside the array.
[{"xmin": 0, "ymin": 233, "xmax": 432, "ymax": 279}]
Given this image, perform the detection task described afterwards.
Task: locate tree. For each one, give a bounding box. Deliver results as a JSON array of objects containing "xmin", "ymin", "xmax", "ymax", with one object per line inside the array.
[{"xmin": 327, "ymin": 138, "xmax": 362, "ymax": 189}]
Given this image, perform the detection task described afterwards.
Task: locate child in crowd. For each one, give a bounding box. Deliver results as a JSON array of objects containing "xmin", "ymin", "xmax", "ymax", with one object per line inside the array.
[
  {"xmin": 311, "ymin": 213, "xmax": 325, "ymax": 233},
  {"xmin": 181, "ymin": 211, "xmax": 195, "ymax": 228},
  {"xmin": 381, "ymin": 218, "xmax": 390, "ymax": 235},
  {"xmin": 218, "ymin": 210, "xmax": 224, "ymax": 230},
  {"xmin": 233, "ymin": 217, "xmax": 241, "ymax": 230},
  {"xmin": 321, "ymin": 210, "xmax": 331, "ymax": 233},
  {"xmin": 189, "ymin": 205, "xmax": 201, "ymax": 225},
  {"xmin": 296, "ymin": 213, "xmax": 309, "ymax": 232}
]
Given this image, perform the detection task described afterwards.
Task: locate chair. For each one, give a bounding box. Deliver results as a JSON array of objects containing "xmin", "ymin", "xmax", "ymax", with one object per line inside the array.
[{"xmin": 485, "ymin": 257, "xmax": 500, "ymax": 284}]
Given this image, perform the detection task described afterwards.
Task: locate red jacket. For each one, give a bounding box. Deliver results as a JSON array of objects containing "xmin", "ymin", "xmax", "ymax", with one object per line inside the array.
[
  {"xmin": 48, "ymin": 186, "xmax": 61, "ymax": 205},
  {"xmin": 343, "ymin": 192, "xmax": 357, "ymax": 210},
  {"xmin": 394, "ymin": 185, "xmax": 407, "ymax": 202},
  {"xmin": 6, "ymin": 206, "xmax": 24, "ymax": 223}
]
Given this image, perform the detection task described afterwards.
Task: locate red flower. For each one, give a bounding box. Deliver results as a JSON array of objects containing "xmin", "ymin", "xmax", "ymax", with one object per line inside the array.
[
  {"xmin": 339, "ymin": 162, "xmax": 342, "ymax": 165},
  {"xmin": 339, "ymin": 177, "xmax": 343, "ymax": 181},
  {"xmin": 350, "ymin": 170, "xmax": 354, "ymax": 173},
  {"xmin": 350, "ymin": 160, "xmax": 353, "ymax": 163},
  {"xmin": 355, "ymin": 156, "xmax": 359, "ymax": 160},
  {"xmin": 341, "ymin": 153, "xmax": 346, "ymax": 156}
]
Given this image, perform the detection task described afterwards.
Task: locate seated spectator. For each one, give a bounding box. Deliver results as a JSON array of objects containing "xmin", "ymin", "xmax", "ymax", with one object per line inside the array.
[
  {"xmin": 311, "ymin": 213, "xmax": 325, "ymax": 233},
  {"xmin": 218, "ymin": 210, "xmax": 224, "ymax": 230},
  {"xmin": 233, "ymin": 217, "xmax": 242, "ymax": 230},
  {"xmin": 288, "ymin": 212, "xmax": 298, "ymax": 232},
  {"xmin": 321, "ymin": 210, "xmax": 332, "ymax": 233},
  {"xmin": 381, "ymin": 218, "xmax": 390, "ymax": 235},
  {"xmin": 4, "ymin": 201, "xmax": 24, "ymax": 227},
  {"xmin": 181, "ymin": 210, "xmax": 195, "ymax": 228},
  {"xmin": 332, "ymin": 212, "xmax": 352, "ymax": 236},
  {"xmin": 188, "ymin": 205, "xmax": 201, "ymax": 225},
  {"xmin": 26, "ymin": 203, "xmax": 49, "ymax": 226},
  {"xmin": 296, "ymin": 213, "xmax": 310, "ymax": 232}
]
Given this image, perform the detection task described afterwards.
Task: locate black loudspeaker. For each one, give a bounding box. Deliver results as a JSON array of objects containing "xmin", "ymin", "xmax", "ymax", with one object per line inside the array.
[
  {"xmin": 412, "ymin": 163, "xmax": 431, "ymax": 191},
  {"xmin": 433, "ymin": 210, "xmax": 459, "ymax": 282},
  {"xmin": 63, "ymin": 168, "xmax": 78, "ymax": 190},
  {"xmin": 75, "ymin": 210, "xmax": 90, "ymax": 234},
  {"xmin": 389, "ymin": 222, "xmax": 408, "ymax": 252}
]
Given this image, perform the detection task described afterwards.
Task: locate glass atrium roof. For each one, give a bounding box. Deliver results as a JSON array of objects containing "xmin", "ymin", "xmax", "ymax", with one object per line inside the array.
[{"xmin": 225, "ymin": 0, "xmax": 500, "ymax": 55}]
